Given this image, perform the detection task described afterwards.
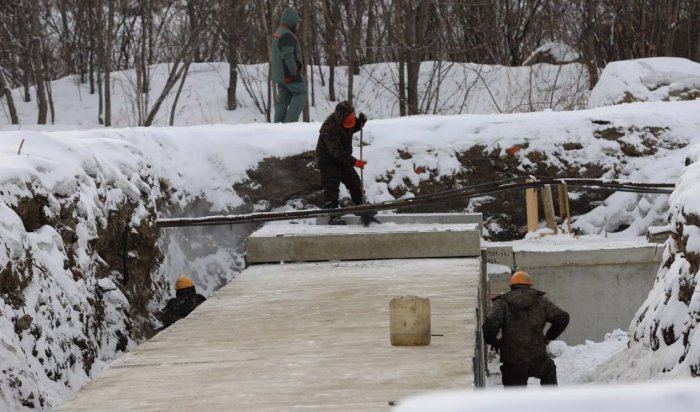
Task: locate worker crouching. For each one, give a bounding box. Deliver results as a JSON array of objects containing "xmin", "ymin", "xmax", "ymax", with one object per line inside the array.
[{"xmin": 482, "ymin": 271, "xmax": 570, "ymax": 386}]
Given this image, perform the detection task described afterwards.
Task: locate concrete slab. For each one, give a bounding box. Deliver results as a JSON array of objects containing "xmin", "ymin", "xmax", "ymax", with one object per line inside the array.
[
  {"xmin": 246, "ymin": 223, "xmax": 481, "ymax": 264},
  {"xmin": 316, "ymin": 212, "xmax": 483, "ymax": 227},
  {"xmin": 59, "ymin": 258, "xmax": 481, "ymax": 412}
]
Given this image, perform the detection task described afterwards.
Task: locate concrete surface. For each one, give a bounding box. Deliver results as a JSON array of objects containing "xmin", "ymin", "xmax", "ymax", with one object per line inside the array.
[
  {"xmin": 59, "ymin": 258, "xmax": 481, "ymax": 412},
  {"xmin": 246, "ymin": 223, "xmax": 481, "ymax": 264},
  {"xmin": 487, "ymin": 243, "xmax": 663, "ymax": 344},
  {"xmin": 316, "ymin": 212, "xmax": 483, "ymax": 227}
]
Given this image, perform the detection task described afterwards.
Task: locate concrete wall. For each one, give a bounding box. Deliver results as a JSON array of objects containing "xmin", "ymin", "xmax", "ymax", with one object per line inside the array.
[{"xmin": 488, "ymin": 245, "xmax": 663, "ymax": 344}]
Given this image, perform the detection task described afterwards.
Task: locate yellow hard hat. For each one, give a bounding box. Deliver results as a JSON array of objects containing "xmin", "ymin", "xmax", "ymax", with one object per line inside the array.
[
  {"xmin": 175, "ymin": 275, "xmax": 194, "ymax": 290},
  {"xmin": 510, "ymin": 271, "xmax": 533, "ymax": 287}
]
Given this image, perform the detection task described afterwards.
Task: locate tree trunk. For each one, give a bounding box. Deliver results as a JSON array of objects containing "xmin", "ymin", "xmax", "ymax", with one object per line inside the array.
[
  {"xmin": 169, "ymin": 62, "xmax": 191, "ymax": 126},
  {"xmin": 259, "ymin": 0, "xmax": 272, "ymax": 122},
  {"xmin": 0, "ymin": 69, "xmax": 19, "ymax": 124},
  {"xmin": 302, "ymin": 0, "xmax": 310, "ymax": 121},
  {"xmin": 322, "ymin": 0, "xmax": 336, "ymax": 102},
  {"xmin": 366, "ymin": 2, "xmax": 376, "ymax": 63},
  {"xmin": 105, "ymin": 0, "xmax": 114, "ymax": 126},
  {"xmin": 226, "ymin": 0, "xmax": 238, "ymax": 110},
  {"xmin": 396, "ymin": 0, "xmax": 406, "ymax": 116},
  {"xmin": 29, "ymin": 1, "xmax": 47, "ymax": 124}
]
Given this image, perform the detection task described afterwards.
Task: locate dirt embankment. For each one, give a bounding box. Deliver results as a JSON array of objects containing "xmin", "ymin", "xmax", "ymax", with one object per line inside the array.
[{"xmin": 235, "ymin": 120, "xmax": 682, "ymax": 240}]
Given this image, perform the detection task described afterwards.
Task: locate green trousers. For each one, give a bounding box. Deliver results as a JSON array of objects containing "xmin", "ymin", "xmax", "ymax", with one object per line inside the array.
[{"xmin": 274, "ymin": 81, "xmax": 307, "ymax": 123}]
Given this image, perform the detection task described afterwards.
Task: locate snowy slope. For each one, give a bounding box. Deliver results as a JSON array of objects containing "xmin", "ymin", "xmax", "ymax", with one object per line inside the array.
[
  {"xmin": 591, "ymin": 142, "xmax": 700, "ymax": 381},
  {"xmin": 0, "ymin": 132, "xmax": 165, "ymax": 410}
]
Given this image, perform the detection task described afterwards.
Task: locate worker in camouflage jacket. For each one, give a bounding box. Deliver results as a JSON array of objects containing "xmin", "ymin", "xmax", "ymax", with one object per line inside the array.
[
  {"xmin": 316, "ymin": 101, "xmax": 368, "ymax": 225},
  {"xmin": 270, "ymin": 8, "xmax": 307, "ymax": 123},
  {"xmin": 482, "ymin": 271, "xmax": 570, "ymax": 386},
  {"xmin": 160, "ymin": 275, "xmax": 207, "ymax": 330}
]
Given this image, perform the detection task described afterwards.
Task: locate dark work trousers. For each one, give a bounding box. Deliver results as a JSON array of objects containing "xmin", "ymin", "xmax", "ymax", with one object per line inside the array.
[
  {"xmin": 500, "ymin": 356, "xmax": 558, "ymax": 386},
  {"xmin": 319, "ymin": 161, "xmax": 364, "ymax": 208}
]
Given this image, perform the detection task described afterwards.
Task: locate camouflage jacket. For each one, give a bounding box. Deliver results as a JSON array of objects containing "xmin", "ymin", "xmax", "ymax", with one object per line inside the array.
[
  {"xmin": 315, "ymin": 101, "xmax": 363, "ymax": 167},
  {"xmin": 483, "ymin": 287, "xmax": 569, "ymax": 365},
  {"xmin": 161, "ymin": 290, "xmax": 206, "ymax": 329}
]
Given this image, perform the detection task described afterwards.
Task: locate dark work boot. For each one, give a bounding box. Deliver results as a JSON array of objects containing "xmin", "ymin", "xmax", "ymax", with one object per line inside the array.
[{"xmin": 328, "ymin": 215, "xmax": 347, "ymax": 225}]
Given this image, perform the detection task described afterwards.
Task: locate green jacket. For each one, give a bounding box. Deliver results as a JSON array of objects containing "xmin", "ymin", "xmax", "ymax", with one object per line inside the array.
[{"xmin": 271, "ymin": 8, "xmax": 304, "ymax": 84}]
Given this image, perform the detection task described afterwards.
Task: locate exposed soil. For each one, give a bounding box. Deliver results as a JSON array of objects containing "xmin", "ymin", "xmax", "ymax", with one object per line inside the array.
[{"xmin": 233, "ymin": 142, "xmax": 624, "ymax": 240}]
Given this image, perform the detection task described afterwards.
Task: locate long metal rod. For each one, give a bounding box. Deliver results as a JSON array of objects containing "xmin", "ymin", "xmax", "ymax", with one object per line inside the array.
[{"xmin": 156, "ymin": 178, "xmax": 674, "ymax": 228}]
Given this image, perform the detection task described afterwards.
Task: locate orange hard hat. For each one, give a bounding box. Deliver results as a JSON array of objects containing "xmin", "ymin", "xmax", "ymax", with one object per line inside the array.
[
  {"xmin": 175, "ymin": 275, "xmax": 194, "ymax": 290},
  {"xmin": 510, "ymin": 271, "xmax": 533, "ymax": 287}
]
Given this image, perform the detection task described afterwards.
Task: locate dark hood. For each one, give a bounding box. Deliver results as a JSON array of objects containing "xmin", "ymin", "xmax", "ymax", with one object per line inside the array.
[
  {"xmin": 501, "ymin": 287, "xmax": 545, "ymax": 310},
  {"xmin": 333, "ymin": 100, "xmax": 355, "ymax": 124}
]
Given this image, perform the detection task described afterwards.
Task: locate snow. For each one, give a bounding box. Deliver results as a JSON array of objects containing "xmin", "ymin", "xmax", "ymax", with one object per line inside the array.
[
  {"xmin": 394, "ymin": 379, "xmax": 700, "ymax": 412},
  {"xmin": 589, "ymin": 57, "xmax": 700, "ymax": 108},
  {"xmin": 523, "ymin": 42, "xmax": 580, "ymax": 65},
  {"xmin": 486, "ymin": 234, "xmax": 656, "ymax": 252},
  {"xmin": 0, "ymin": 58, "xmax": 699, "ymax": 410},
  {"xmin": 1, "ymin": 61, "xmax": 590, "ymax": 128},
  {"xmin": 591, "ymin": 143, "xmax": 700, "ymax": 382}
]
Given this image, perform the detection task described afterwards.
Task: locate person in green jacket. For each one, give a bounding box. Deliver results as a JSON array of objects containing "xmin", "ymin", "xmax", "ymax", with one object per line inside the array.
[{"xmin": 270, "ymin": 8, "xmax": 307, "ymax": 123}]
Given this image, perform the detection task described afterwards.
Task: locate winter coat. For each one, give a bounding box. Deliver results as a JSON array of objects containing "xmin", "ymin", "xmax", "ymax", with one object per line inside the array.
[
  {"xmin": 316, "ymin": 101, "xmax": 363, "ymax": 167},
  {"xmin": 270, "ymin": 9, "xmax": 304, "ymax": 84},
  {"xmin": 161, "ymin": 287, "xmax": 206, "ymax": 329},
  {"xmin": 482, "ymin": 286, "xmax": 569, "ymax": 365}
]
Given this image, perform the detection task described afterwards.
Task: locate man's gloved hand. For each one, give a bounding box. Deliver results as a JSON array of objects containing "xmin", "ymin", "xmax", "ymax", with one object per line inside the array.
[
  {"xmin": 358, "ymin": 112, "xmax": 368, "ymax": 126},
  {"xmin": 492, "ymin": 338, "xmax": 501, "ymax": 354},
  {"xmin": 354, "ymin": 159, "xmax": 366, "ymax": 169},
  {"xmin": 544, "ymin": 337, "xmax": 551, "ymax": 346}
]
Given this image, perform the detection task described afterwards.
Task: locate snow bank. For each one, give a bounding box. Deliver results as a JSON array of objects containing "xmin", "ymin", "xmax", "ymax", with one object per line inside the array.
[
  {"xmin": 589, "ymin": 58, "xmax": 700, "ymax": 108},
  {"xmin": 393, "ymin": 379, "xmax": 700, "ymax": 412},
  {"xmin": 0, "ymin": 132, "xmax": 164, "ymax": 409},
  {"xmin": 592, "ymin": 142, "xmax": 700, "ymax": 381}
]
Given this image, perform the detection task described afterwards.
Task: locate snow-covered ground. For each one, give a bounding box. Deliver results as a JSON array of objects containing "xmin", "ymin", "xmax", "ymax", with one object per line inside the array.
[
  {"xmin": 1, "ymin": 61, "xmax": 589, "ymax": 129},
  {"xmin": 1, "ymin": 57, "xmax": 700, "ymax": 410}
]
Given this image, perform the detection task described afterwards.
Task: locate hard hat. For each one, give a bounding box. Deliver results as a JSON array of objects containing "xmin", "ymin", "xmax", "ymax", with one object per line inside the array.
[
  {"xmin": 175, "ymin": 275, "xmax": 194, "ymax": 290},
  {"xmin": 510, "ymin": 271, "xmax": 533, "ymax": 287}
]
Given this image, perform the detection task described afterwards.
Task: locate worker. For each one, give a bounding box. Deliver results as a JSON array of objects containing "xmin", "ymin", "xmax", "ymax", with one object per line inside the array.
[
  {"xmin": 270, "ymin": 7, "xmax": 307, "ymax": 123},
  {"xmin": 315, "ymin": 100, "xmax": 369, "ymax": 225},
  {"xmin": 482, "ymin": 271, "xmax": 569, "ymax": 386},
  {"xmin": 160, "ymin": 275, "xmax": 207, "ymax": 329}
]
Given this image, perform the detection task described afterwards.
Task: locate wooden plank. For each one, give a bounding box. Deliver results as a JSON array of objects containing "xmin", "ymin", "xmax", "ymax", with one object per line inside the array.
[
  {"xmin": 558, "ymin": 183, "xmax": 572, "ymax": 233},
  {"xmin": 540, "ymin": 184, "xmax": 558, "ymax": 233},
  {"xmin": 525, "ymin": 178, "xmax": 539, "ymax": 233}
]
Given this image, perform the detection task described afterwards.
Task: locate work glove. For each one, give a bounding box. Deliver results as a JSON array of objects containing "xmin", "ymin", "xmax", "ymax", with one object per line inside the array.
[
  {"xmin": 354, "ymin": 159, "xmax": 366, "ymax": 169},
  {"xmin": 358, "ymin": 112, "xmax": 368, "ymax": 126},
  {"xmin": 544, "ymin": 337, "xmax": 551, "ymax": 346}
]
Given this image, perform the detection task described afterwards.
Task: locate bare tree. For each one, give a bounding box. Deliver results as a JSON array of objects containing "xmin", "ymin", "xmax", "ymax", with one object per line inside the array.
[
  {"xmin": 0, "ymin": 67, "xmax": 19, "ymax": 124},
  {"xmin": 29, "ymin": 0, "xmax": 48, "ymax": 124}
]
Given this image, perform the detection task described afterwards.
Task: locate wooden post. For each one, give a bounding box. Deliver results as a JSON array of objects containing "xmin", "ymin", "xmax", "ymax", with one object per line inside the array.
[
  {"xmin": 525, "ymin": 178, "xmax": 539, "ymax": 233},
  {"xmin": 557, "ymin": 183, "xmax": 572, "ymax": 233},
  {"xmin": 540, "ymin": 185, "xmax": 557, "ymax": 233}
]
